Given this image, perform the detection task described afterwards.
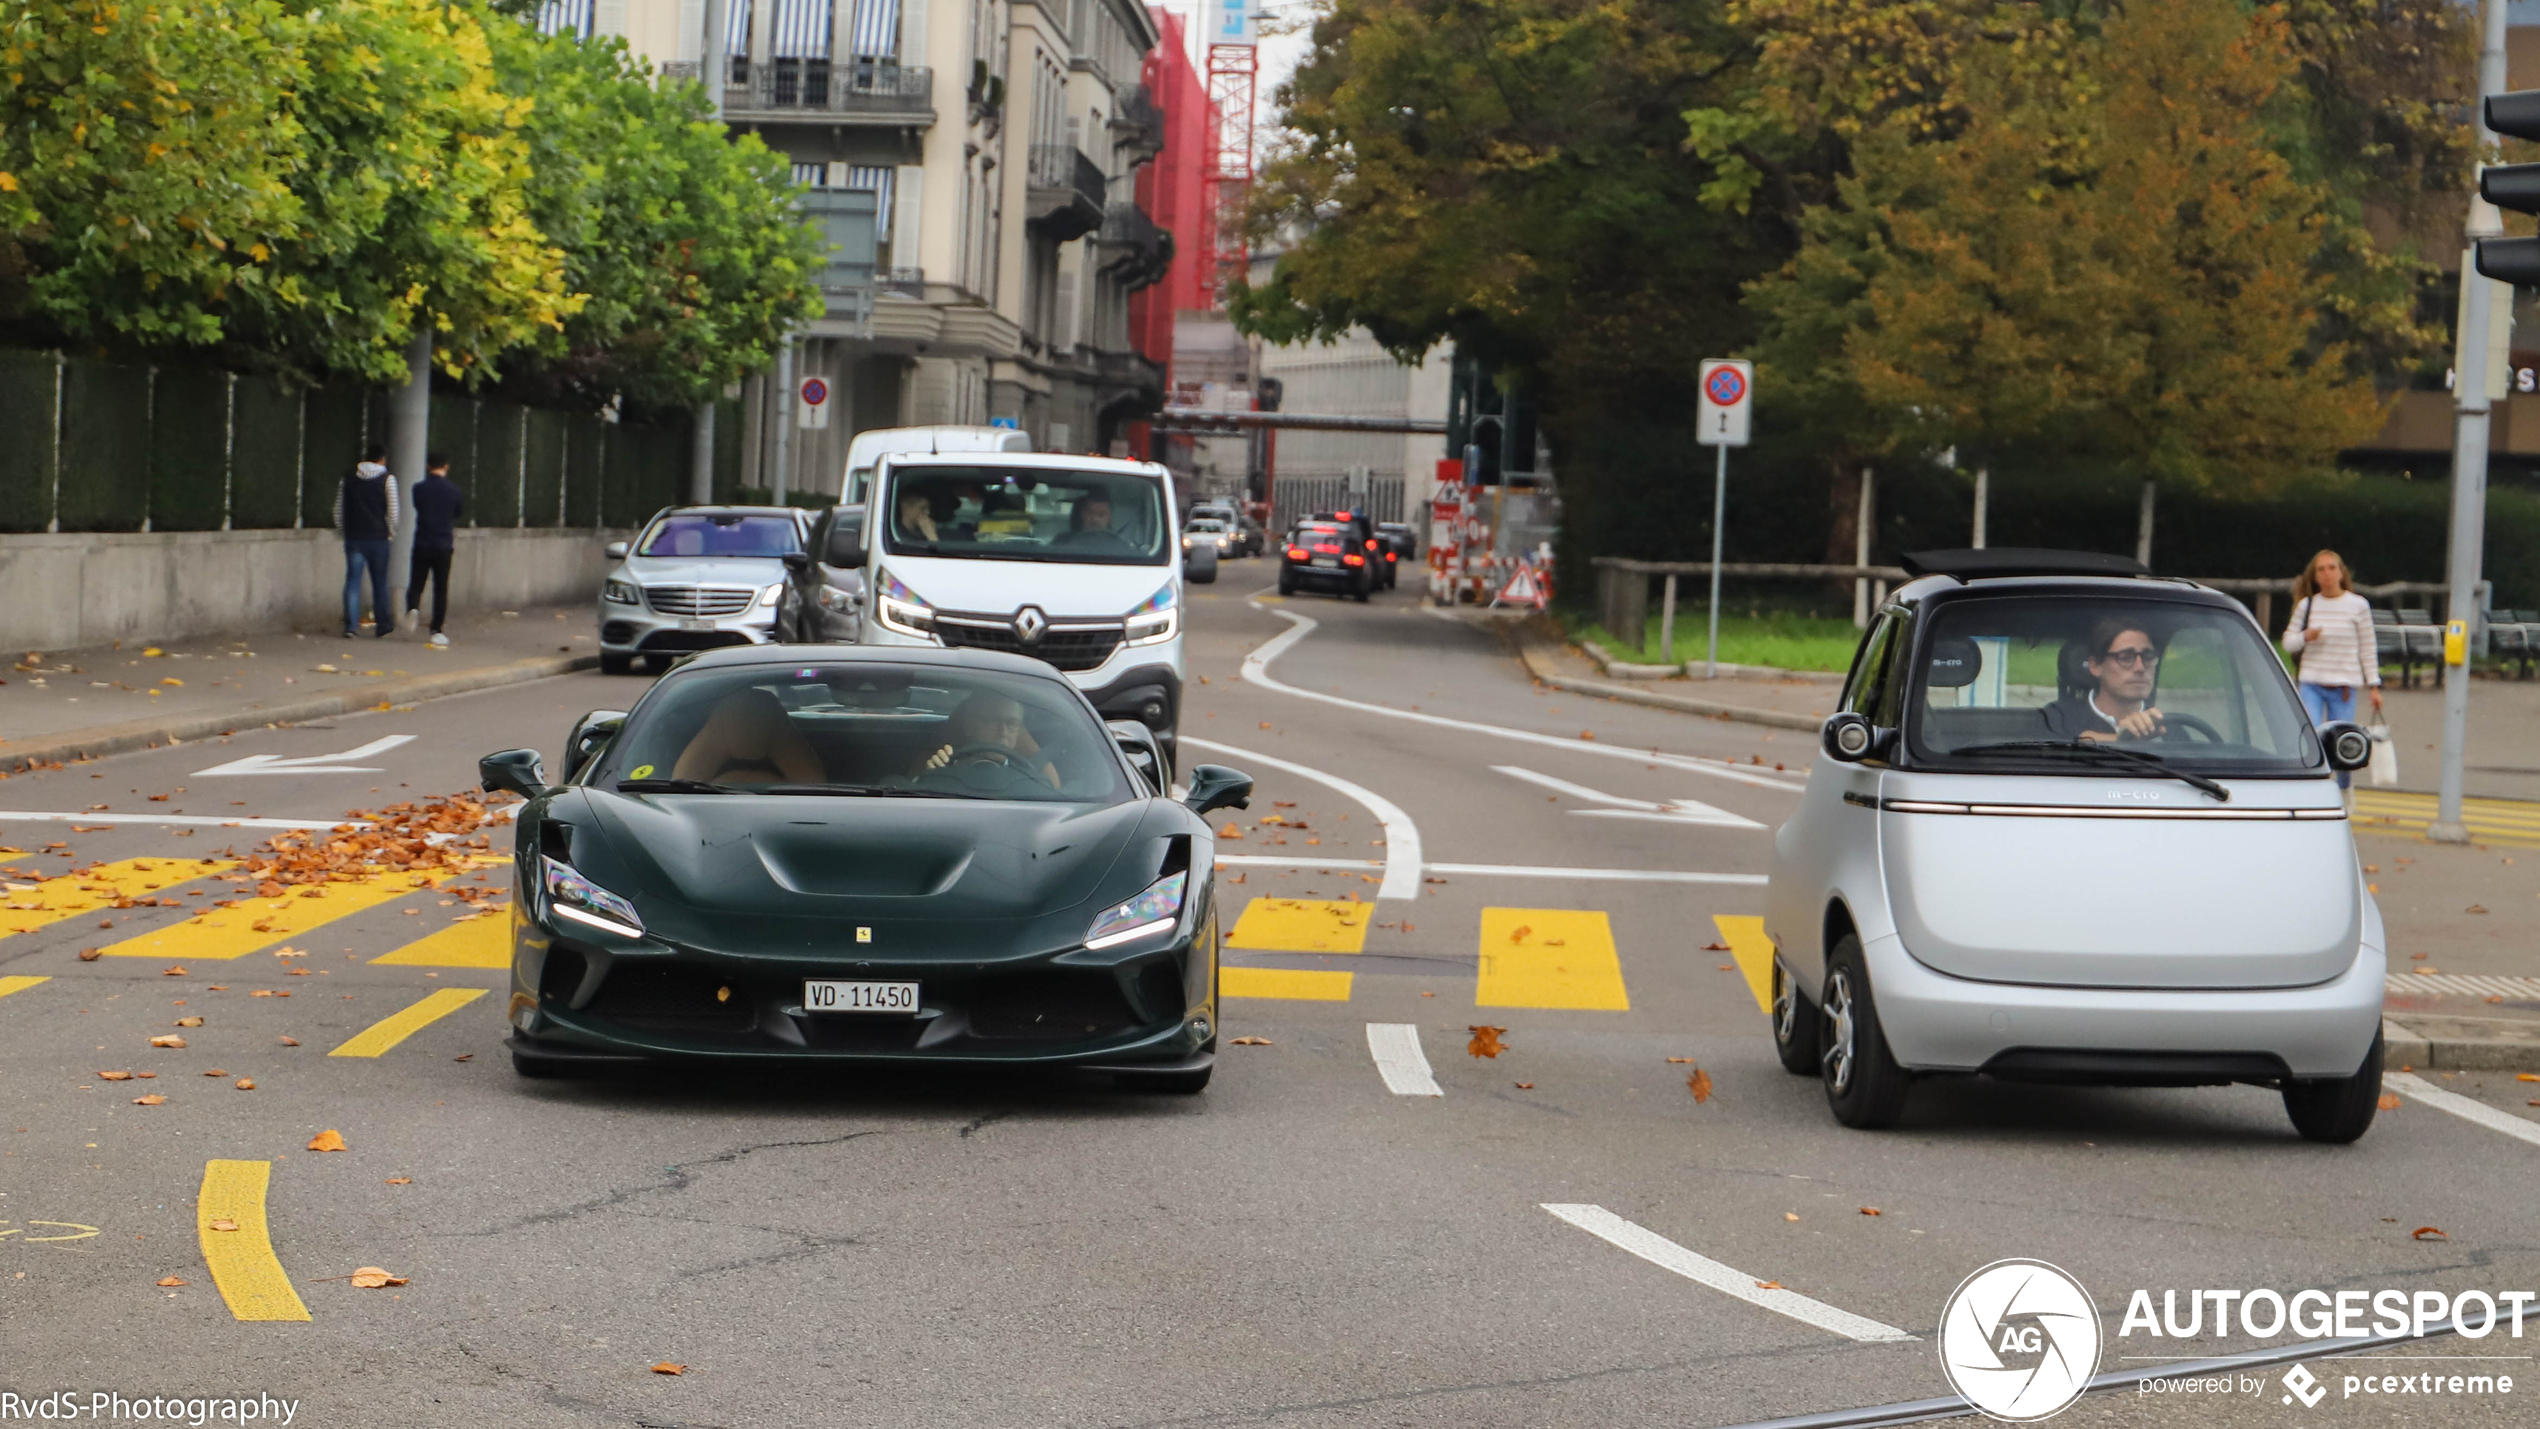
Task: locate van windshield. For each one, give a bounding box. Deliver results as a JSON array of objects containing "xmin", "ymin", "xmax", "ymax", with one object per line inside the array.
[
  {"xmin": 881, "ymin": 467, "xmax": 1168, "ymax": 566},
  {"xmin": 1906, "ymin": 595, "xmax": 2323, "ymax": 775}
]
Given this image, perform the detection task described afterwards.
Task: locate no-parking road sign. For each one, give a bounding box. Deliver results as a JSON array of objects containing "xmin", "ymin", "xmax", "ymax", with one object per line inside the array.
[
  {"xmin": 1698, "ymin": 359, "xmax": 1752, "ymax": 447},
  {"xmin": 797, "ymin": 375, "xmax": 831, "ymax": 430}
]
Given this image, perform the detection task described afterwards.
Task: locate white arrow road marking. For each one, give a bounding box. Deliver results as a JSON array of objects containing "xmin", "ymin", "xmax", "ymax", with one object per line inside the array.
[
  {"xmin": 1366, "ymin": 1023, "xmax": 1442, "ymax": 1096},
  {"xmin": 1213, "ymin": 853, "xmax": 1765, "ymax": 886},
  {"xmin": 1541, "ymin": 1204, "xmax": 1917, "ymax": 1343},
  {"xmin": 193, "ymin": 735, "xmax": 416, "ymax": 777},
  {"xmin": 2386, "ymin": 1072, "xmax": 2540, "ymax": 1150},
  {"xmin": 1242, "ymin": 604, "xmax": 1810, "ymax": 794},
  {"xmin": 1183, "ymin": 736, "xmax": 1423, "ymax": 900},
  {"xmin": 1494, "ymin": 765, "xmax": 1764, "ymax": 829},
  {"xmin": 0, "ymin": 810, "xmax": 353, "ymax": 831}
]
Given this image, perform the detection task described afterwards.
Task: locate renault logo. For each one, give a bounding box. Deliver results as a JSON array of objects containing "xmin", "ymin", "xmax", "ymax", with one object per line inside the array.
[{"xmin": 1015, "ymin": 606, "xmax": 1048, "ymax": 643}]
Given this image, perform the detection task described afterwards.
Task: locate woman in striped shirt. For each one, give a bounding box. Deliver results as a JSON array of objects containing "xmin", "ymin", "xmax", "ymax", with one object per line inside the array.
[{"xmin": 2280, "ymin": 549, "xmax": 2382, "ymax": 793}]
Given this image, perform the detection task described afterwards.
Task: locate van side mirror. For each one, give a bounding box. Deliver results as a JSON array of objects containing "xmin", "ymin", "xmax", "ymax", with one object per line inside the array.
[
  {"xmin": 604, "ymin": 540, "xmax": 629, "ymax": 560},
  {"xmin": 480, "ymin": 748, "xmax": 553, "ymax": 800},
  {"xmin": 1184, "ymin": 764, "xmax": 1253, "ymax": 817},
  {"xmin": 1821, "ymin": 713, "xmax": 1890, "ymax": 763},
  {"xmin": 2320, "ymin": 721, "xmax": 2374, "ymax": 773}
]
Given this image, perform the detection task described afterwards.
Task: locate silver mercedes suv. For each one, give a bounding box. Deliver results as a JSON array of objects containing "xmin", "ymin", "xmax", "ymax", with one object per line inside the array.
[{"xmin": 596, "ymin": 506, "xmax": 811, "ymax": 675}]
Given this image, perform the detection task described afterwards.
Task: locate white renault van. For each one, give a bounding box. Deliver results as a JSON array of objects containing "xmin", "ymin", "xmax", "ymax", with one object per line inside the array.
[
  {"xmin": 853, "ymin": 452, "xmax": 1187, "ymax": 769},
  {"xmin": 1764, "ymin": 549, "xmax": 2386, "ymax": 1141},
  {"xmin": 842, "ymin": 425, "xmax": 1033, "ymax": 505}
]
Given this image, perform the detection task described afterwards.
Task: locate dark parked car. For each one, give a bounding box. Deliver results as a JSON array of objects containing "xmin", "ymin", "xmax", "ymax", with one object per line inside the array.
[
  {"xmin": 1277, "ymin": 519, "xmax": 1375, "ymax": 601},
  {"xmin": 1373, "ymin": 522, "xmax": 1418, "ymax": 590},
  {"xmin": 776, "ymin": 503, "xmax": 867, "ymax": 643},
  {"xmin": 482, "ymin": 645, "xmax": 1255, "ymax": 1092}
]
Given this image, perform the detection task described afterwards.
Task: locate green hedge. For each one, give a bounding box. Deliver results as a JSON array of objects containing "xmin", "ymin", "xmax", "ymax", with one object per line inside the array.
[{"xmin": 0, "ymin": 350, "xmax": 57, "ymax": 533}]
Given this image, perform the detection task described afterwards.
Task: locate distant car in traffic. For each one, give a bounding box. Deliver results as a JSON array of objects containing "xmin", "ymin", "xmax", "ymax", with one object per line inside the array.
[
  {"xmin": 1188, "ymin": 501, "xmax": 1264, "ymax": 556},
  {"xmin": 481, "ymin": 644, "xmax": 1255, "ymax": 1092},
  {"xmin": 1764, "ymin": 548, "xmax": 2385, "ymax": 1141},
  {"xmin": 597, "ymin": 506, "xmax": 812, "ymax": 675},
  {"xmin": 1373, "ymin": 521, "xmax": 1418, "ymax": 589},
  {"xmin": 1277, "ymin": 518, "xmax": 1374, "ymax": 602},
  {"xmin": 1183, "ymin": 518, "xmax": 1236, "ymax": 555},
  {"xmin": 776, "ymin": 503, "xmax": 867, "ymax": 644}
]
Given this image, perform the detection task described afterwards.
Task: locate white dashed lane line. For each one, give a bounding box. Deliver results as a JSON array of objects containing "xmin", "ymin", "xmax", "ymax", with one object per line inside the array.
[
  {"xmin": 1541, "ymin": 1203, "xmax": 1918, "ymax": 1344},
  {"xmin": 2386, "ymin": 1072, "xmax": 2540, "ymax": 1150},
  {"xmin": 1366, "ymin": 1023, "xmax": 1443, "ymax": 1097}
]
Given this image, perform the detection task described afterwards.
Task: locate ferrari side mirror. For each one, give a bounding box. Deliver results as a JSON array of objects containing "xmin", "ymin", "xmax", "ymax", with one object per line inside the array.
[
  {"xmin": 562, "ymin": 712, "xmax": 626, "ymax": 780},
  {"xmin": 1184, "ymin": 764, "xmax": 1252, "ymax": 817},
  {"xmin": 480, "ymin": 748, "xmax": 552, "ymax": 800}
]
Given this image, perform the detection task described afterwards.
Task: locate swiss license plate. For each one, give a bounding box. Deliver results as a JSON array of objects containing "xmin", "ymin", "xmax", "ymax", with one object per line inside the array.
[
  {"xmin": 1310, "ymin": 557, "xmax": 1339, "ymax": 569},
  {"xmin": 803, "ymin": 979, "xmax": 919, "ymax": 1013},
  {"xmin": 679, "ymin": 617, "xmax": 716, "ymax": 632}
]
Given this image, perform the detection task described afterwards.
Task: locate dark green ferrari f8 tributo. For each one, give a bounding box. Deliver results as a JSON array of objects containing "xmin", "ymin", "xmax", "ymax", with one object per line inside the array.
[{"xmin": 478, "ymin": 645, "xmax": 1251, "ymax": 1093}]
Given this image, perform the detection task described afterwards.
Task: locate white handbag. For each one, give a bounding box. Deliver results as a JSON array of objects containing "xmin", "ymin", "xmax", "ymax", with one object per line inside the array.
[{"xmin": 2367, "ymin": 723, "xmax": 2398, "ymax": 787}]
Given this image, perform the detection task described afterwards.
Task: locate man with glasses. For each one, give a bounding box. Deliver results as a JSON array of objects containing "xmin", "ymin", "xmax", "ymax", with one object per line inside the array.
[{"xmin": 2043, "ymin": 619, "xmax": 2168, "ymax": 743}]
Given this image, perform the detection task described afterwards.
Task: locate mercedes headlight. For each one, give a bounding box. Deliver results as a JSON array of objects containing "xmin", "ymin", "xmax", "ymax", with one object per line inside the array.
[
  {"xmin": 757, "ymin": 582, "xmax": 785, "ymax": 609},
  {"xmin": 873, "ymin": 569, "xmax": 936, "ymax": 639},
  {"xmin": 603, "ymin": 579, "xmax": 639, "ymax": 605},
  {"xmin": 1125, "ymin": 583, "xmax": 1177, "ymax": 645},
  {"xmin": 541, "ymin": 854, "xmax": 644, "ymax": 938},
  {"xmin": 1085, "ymin": 871, "xmax": 1187, "ymax": 949}
]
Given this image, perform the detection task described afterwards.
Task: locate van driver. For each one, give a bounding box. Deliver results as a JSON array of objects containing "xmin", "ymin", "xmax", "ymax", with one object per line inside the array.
[{"xmin": 2043, "ymin": 621, "xmax": 2167, "ymax": 743}]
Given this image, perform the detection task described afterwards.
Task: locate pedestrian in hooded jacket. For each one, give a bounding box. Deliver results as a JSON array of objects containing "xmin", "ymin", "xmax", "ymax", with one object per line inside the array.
[
  {"xmin": 336, "ymin": 443, "xmax": 399, "ymax": 638},
  {"xmin": 405, "ymin": 452, "xmax": 464, "ymax": 648}
]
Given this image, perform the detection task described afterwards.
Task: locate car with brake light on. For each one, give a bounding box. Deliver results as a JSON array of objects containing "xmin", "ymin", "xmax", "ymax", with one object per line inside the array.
[
  {"xmin": 482, "ymin": 646, "xmax": 1252, "ymax": 1091},
  {"xmin": 597, "ymin": 507, "xmax": 811, "ymax": 675},
  {"xmin": 1764, "ymin": 548, "xmax": 2386, "ymax": 1141},
  {"xmin": 852, "ymin": 453, "xmax": 1189, "ymax": 774},
  {"xmin": 1373, "ymin": 522, "xmax": 1418, "ymax": 588},
  {"xmin": 1277, "ymin": 519, "xmax": 1374, "ymax": 601}
]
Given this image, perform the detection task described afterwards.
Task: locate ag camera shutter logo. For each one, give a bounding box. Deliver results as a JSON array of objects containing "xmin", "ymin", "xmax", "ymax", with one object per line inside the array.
[{"xmin": 1939, "ymin": 1259, "xmax": 2102, "ymax": 1421}]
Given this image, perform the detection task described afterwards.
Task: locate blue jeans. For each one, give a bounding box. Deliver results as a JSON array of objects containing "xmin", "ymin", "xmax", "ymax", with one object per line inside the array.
[
  {"xmin": 2298, "ymin": 681, "xmax": 2359, "ymax": 788},
  {"xmin": 343, "ymin": 539, "xmax": 392, "ymax": 634}
]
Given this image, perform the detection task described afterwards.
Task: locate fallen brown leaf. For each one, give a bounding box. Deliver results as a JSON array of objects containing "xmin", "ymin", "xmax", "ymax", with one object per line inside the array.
[
  {"xmin": 2377, "ymin": 1092, "xmax": 2402, "ymax": 1110},
  {"xmin": 1514, "ymin": 1081, "xmax": 1535, "ymax": 1089},
  {"xmin": 2516, "ymin": 1073, "xmax": 2540, "ymax": 1083},
  {"xmin": 2468, "ymin": 905, "xmax": 2490, "ymax": 915},
  {"xmin": 348, "ymin": 1266, "xmax": 409, "ymax": 1289},
  {"xmin": 132, "ymin": 1094, "xmax": 165, "ymax": 1105},
  {"xmin": 149, "ymin": 1035, "xmax": 185, "ymax": 1049},
  {"xmin": 651, "ymin": 1363, "xmax": 687, "ymax": 1376},
  {"xmin": 156, "ymin": 1276, "xmax": 186, "ymax": 1287},
  {"xmin": 307, "ymin": 1129, "xmax": 348, "ymax": 1152},
  {"xmin": 452, "ymin": 1054, "xmax": 472, "ymax": 1062},
  {"xmin": 173, "ymin": 1016, "xmax": 203, "ymax": 1027},
  {"xmin": 277, "ymin": 1036, "xmax": 299, "ymax": 1047},
  {"xmin": 1507, "ymin": 924, "xmax": 1532, "ymax": 944},
  {"xmin": 98, "ymin": 1070, "xmax": 133, "ymax": 1081},
  {"xmin": 1467, "ymin": 1026, "xmax": 1508, "ymax": 1058},
  {"xmin": 1215, "ymin": 823, "xmax": 1244, "ymax": 840},
  {"xmin": 1687, "ymin": 1068, "xmax": 1714, "ymax": 1103},
  {"xmin": 385, "ymin": 1177, "xmax": 412, "ymax": 1185},
  {"xmin": 1756, "ymin": 1280, "xmax": 1783, "ymax": 1290},
  {"xmin": 1229, "ymin": 1036, "xmax": 1273, "ymax": 1046},
  {"xmin": 1784, "ymin": 1212, "xmax": 1800, "ymax": 1222},
  {"xmin": 2412, "ymin": 1226, "xmax": 2448, "ymax": 1241},
  {"xmin": 76, "ymin": 948, "xmax": 100, "ymax": 961},
  {"xmin": 160, "ymin": 965, "xmax": 187, "ymax": 976},
  {"xmin": 203, "ymin": 1069, "xmax": 226, "ymax": 1077},
  {"xmin": 1578, "ymin": 730, "xmax": 1595, "ymax": 741},
  {"xmin": 207, "ymin": 1220, "xmax": 238, "ymax": 1233},
  {"xmin": 1702, "ymin": 941, "xmax": 1731, "ymax": 952},
  {"xmin": 233, "ymin": 1078, "xmax": 254, "ymax": 1091},
  {"xmin": 1859, "ymin": 1208, "xmax": 1882, "ymax": 1216}
]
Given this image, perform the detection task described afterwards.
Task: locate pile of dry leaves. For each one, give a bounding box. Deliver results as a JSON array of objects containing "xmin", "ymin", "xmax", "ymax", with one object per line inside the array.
[{"xmin": 229, "ymin": 790, "xmax": 519, "ymax": 893}]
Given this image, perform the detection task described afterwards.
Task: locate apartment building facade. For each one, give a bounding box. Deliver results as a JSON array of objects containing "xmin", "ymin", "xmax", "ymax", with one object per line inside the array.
[{"xmin": 547, "ymin": 0, "xmax": 1169, "ymax": 495}]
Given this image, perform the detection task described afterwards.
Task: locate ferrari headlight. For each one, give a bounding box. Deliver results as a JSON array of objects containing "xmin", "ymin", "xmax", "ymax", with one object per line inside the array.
[
  {"xmin": 603, "ymin": 579, "xmax": 640, "ymax": 605},
  {"xmin": 873, "ymin": 569, "xmax": 936, "ymax": 639},
  {"xmin": 541, "ymin": 854, "xmax": 644, "ymax": 938},
  {"xmin": 1084, "ymin": 871, "xmax": 1187, "ymax": 950},
  {"xmin": 1124, "ymin": 583, "xmax": 1177, "ymax": 645}
]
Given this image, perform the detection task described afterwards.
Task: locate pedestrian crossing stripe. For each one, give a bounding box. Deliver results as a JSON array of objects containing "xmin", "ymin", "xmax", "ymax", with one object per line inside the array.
[
  {"xmin": 1227, "ymin": 898, "xmax": 1371, "ymax": 953},
  {"xmin": 0, "ymin": 858, "xmax": 238, "ymax": 940},
  {"xmin": 1221, "ymin": 967, "xmax": 1354, "ymax": 1001},
  {"xmin": 2353, "ymin": 791, "xmax": 2540, "ymax": 848},
  {"xmin": 94, "ymin": 863, "xmax": 487, "ymax": 962},
  {"xmin": 0, "ymin": 974, "xmax": 49, "ymax": 1000},
  {"xmin": 1713, "ymin": 915, "xmax": 1774, "ymax": 1015},
  {"xmin": 329, "ymin": 986, "xmax": 489, "ymax": 1057},
  {"xmin": 372, "ymin": 912, "xmax": 511, "ymax": 968},
  {"xmin": 1476, "ymin": 908, "xmax": 1628, "ymax": 1011}
]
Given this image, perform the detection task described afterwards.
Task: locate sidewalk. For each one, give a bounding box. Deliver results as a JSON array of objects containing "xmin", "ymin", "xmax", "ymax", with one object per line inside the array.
[
  {"xmin": 1, "ymin": 602, "xmax": 599, "ymax": 769},
  {"xmin": 1488, "ymin": 614, "xmax": 2540, "ymax": 1072}
]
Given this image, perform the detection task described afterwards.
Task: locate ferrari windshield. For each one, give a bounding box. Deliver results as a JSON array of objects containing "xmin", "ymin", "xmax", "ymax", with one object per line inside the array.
[
  {"xmin": 880, "ymin": 466, "xmax": 1169, "ymax": 565},
  {"xmin": 591, "ymin": 663, "xmax": 1131, "ymax": 803},
  {"xmin": 637, "ymin": 513, "xmax": 801, "ymax": 559},
  {"xmin": 1906, "ymin": 595, "xmax": 2323, "ymax": 773}
]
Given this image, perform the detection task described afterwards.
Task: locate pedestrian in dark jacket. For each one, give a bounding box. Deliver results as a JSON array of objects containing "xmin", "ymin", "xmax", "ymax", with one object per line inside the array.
[
  {"xmin": 405, "ymin": 452, "xmax": 464, "ymax": 648},
  {"xmin": 337, "ymin": 444, "xmax": 399, "ymax": 638}
]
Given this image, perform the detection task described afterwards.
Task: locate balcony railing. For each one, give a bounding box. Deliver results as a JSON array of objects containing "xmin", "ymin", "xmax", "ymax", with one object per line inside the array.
[
  {"xmin": 1028, "ymin": 144, "xmax": 1108, "ymax": 208},
  {"xmin": 743, "ymin": 62, "xmax": 933, "ymax": 117},
  {"xmin": 1110, "ymin": 83, "xmax": 1164, "ymax": 159},
  {"xmin": 1097, "ymin": 201, "xmax": 1171, "ymax": 290},
  {"xmin": 877, "ymin": 267, "xmax": 927, "ymax": 298}
]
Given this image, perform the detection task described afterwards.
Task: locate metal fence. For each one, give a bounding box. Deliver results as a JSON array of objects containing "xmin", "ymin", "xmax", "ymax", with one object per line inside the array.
[{"xmin": 0, "ymin": 349, "xmax": 708, "ymax": 535}]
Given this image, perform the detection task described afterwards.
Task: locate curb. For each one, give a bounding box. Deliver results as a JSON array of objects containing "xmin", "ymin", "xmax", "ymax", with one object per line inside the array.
[
  {"xmin": 1514, "ymin": 636, "xmax": 1828, "ymax": 733},
  {"xmin": 1, "ymin": 653, "xmax": 599, "ymax": 772},
  {"xmin": 2382, "ymin": 1016, "xmax": 2540, "ymax": 1073}
]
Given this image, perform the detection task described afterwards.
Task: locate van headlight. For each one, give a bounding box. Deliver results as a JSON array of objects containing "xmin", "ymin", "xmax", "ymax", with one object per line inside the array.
[
  {"xmin": 1125, "ymin": 583, "xmax": 1177, "ymax": 645},
  {"xmin": 540, "ymin": 854, "xmax": 644, "ymax": 938},
  {"xmin": 603, "ymin": 579, "xmax": 639, "ymax": 605},
  {"xmin": 874, "ymin": 569, "xmax": 936, "ymax": 639},
  {"xmin": 1085, "ymin": 871, "xmax": 1186, "ymax": 949}
]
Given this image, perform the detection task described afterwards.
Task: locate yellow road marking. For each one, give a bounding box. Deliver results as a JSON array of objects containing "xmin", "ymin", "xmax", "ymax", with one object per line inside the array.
[
  {"xmin": 2354, "ymin": 791, "xmax": 2540, "ymax": 848},
  {"xmin": 1221, "ymin": 967, "xmax": 1354, "ymax": 1001},
  {"xmin": 1477, "ymin": 908, "xmax": 1629, "ymax": 1011},
  {"xmin": 1714, "ymin": 915, "xmax": 1774, "ymax": 1015},
  {"xmin": 1227, "ymin": 898, "xmax": 1372, "ymax": 953},
  {"xmin": 0, "ymin": 975, "xmax": 48, "ymax": 1000},
  {"xmin": 328, "ymin": 986, "xmax": 489, "ymax": 1057},
  {"xmin": 196, "ymin": 1159, "xmax": 310, "ymax": 1323},
  {"xmin": 372, "ymin": 914, "xmax": 510, "ymax": 968},
  {"xmin": 98, "ymin": 868, "xmax": 460, "ymax": 961},
  {"xmin": 0, "ymin": 858, "xmax": 236, "ymax": 939}
]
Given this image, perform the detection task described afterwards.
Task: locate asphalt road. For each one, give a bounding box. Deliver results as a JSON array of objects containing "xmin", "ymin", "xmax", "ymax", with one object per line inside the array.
[{"xmin": 3, "ymin": 573, "xmax": 2538, "ymax": 1428}]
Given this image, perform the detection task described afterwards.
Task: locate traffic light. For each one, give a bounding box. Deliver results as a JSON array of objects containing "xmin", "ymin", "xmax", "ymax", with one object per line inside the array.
[{"xmin": 2477, "ymin": 91, "xmax": 2540, "ymax": 284}]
